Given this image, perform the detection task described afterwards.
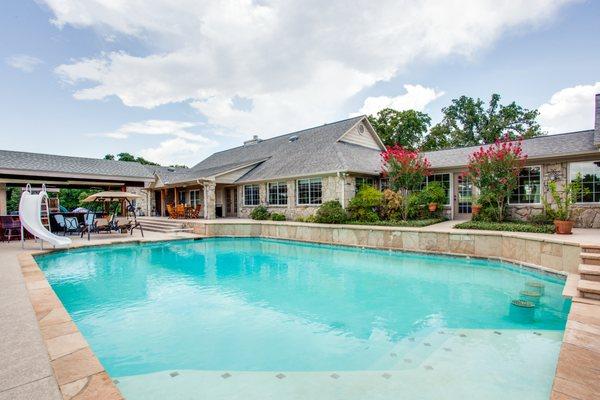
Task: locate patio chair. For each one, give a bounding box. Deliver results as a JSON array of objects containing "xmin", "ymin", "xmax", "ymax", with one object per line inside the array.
[
  {"xmin": 166, "ymin": 204, "xmax": 178, "ymax": 219},
  {"xmin": 79, "ymin": 212, "xmax": 98, "ymax": 241},
  {"xmin": 53, "ymin": 215, "xmax": 79, "ymax": 236},
  {"xmin": 190, "ymin": 205, "xmax": 202, "ymax": 219},
  {"xmin": 0, "ymin": 216, "xmax": 21, "ymax": 242},
  {"xmin": 97, "ymin": 214, "xmax": 119, "ymax": 234},
  {"xmin": 176, "ymin": 204, "xmax": 186, "ymax": 219}
]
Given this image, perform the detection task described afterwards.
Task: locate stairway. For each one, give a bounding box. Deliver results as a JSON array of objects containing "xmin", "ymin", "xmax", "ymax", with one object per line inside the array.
[
  {"xmin": 577, "ymin": 244, "xmax": 600, "ymax": 300},
  {"xmin": 137, "ymin": 217, "xmax": 194, "ymax": 234}
]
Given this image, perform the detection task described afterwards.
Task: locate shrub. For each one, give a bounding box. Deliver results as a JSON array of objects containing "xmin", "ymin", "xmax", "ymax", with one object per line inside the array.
[
  {"xmin": 270, "ymin": 213, "xmax": 286, "ymax": 221},
  {"xmin": 315, "ymin": 200, "xmax": 348, "ymax": 224},
  {"xmin": 455, "ymin": 221, "xmax": 555, "ymax": 234},
  {"xmin": 381, "ymin": 145, "xmax": 431, "ymax": 220},
  {"xmin": 467, "ymin": 135, "xmax": 527, "ymax": 222},
  {"xmin": 380, "ymin": 189, "xmax": 402, "ymax": 220},
  {"xmin": 347, "ymin": 186, "xmax": 383, "ymax": 222},
  {"xmin": 543, "ymin": 177, "xmax": 587, "ymax": 221},
  {"xmin": 529, "ymin": 212, "xmax": 553, "ymax": 226},
  {"xmin": 420, "ymin": 181, "xmax": 446, "ymax": 207},
  {"xmin": 250, "ymin": 205, "xmax": 270, "ymax": 220},
  {"xmin": 304, "ymin": 215, "xmax": 317, "ymax": 223}
]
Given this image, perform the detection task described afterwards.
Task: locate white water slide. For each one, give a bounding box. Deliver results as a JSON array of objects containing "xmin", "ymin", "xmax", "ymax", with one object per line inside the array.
[{"xmin": 19, "ymin": 186, "xmax": 71, "ymax": 249}]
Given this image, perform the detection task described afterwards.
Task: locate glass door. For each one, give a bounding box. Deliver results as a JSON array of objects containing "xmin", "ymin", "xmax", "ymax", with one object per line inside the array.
[{"xmin": 456, "ymin": 175, "xmax": 473, "ymax": 217}]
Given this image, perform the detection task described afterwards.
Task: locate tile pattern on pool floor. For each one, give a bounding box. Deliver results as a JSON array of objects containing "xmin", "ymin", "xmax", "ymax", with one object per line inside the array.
[{"xmin": 115, "ymin": 329, "xmax": 563, "ymax": 400}]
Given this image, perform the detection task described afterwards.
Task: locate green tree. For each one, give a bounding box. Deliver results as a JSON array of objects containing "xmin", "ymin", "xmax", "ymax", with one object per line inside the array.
[
  {"xmin": 368, "ymin": 109, "xmax": 431, "ymax": 149},
  {"xmin": 423, "ymin": 94, "xmax": 542, "ymax": 150},
  {"xmin": 104, "ymin": 153, "xmax": 159, "ymax": 165}
]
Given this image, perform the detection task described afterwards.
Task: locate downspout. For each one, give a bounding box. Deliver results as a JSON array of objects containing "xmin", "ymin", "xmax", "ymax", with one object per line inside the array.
[{"xmin": 338, "ymin": 172, "xmax": 346, "ymax": 209}]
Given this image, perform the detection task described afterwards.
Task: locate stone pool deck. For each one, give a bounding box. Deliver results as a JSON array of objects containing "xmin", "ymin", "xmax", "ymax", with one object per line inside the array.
[{"xmin": 0, "ymin": 221, "xmax": 598, "ymax": 399}]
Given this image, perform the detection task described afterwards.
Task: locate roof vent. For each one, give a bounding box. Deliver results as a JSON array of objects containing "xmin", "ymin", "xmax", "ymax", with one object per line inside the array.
[
  {"xmin": 289, "ymin": 135, "xmax": 299, "ymax": 142},
  {"xmin": 167, "ymin": 167, "xmax": 176, "ymax": 172},
  {"xmin": 243, "ymin": 135, "xmax": 262, "ymax": 146}
]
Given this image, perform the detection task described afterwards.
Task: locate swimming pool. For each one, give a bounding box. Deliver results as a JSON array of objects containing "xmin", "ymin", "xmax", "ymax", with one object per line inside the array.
[{"xmin": 36, "ymin": 237, "xmax": 570, "ymax": 399}]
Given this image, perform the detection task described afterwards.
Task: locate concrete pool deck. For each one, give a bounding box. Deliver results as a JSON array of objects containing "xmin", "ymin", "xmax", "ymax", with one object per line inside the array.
[{"xmin": 0, "ymin": 222, "xmax": 598, "ymax": 399}]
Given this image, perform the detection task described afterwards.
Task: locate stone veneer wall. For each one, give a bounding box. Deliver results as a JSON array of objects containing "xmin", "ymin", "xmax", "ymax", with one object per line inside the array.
[
  {"xmin": 186, "ymin": 221, "xmax": 582, "ymax": 274},
  {"xmin": 507, "ymin": 161, "xmax": 600, "ymax": 228},
  {"xmin": 237, "ymin": 175, "xmax": 345, "ymax": 219}
]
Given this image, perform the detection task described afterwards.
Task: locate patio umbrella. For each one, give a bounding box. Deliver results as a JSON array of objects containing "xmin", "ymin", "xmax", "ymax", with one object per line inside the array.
[{"xmin": 82, "ymin": 191, "xmax": 142, "ymax": 202}]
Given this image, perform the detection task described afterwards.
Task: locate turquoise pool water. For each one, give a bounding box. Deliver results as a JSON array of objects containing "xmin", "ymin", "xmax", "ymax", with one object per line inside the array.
[{"xmin": 36, "ymin": 238, "xmax": 570, "ymax": 400}]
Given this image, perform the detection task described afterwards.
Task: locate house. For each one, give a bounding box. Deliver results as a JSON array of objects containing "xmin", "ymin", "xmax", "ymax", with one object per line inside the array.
[
  {"xmin": 148, "ymin": 94, "xmax": 600, "ymax": 227},
  {"xmin": 1, "ymin": 94, "xmax": 599, "ymax": 227}
]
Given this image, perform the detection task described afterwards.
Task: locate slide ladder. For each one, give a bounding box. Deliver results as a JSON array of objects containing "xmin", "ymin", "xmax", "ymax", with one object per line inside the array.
[{"xmin": 19, "ymin": 184, "xmax": 72, "ymax": 249}]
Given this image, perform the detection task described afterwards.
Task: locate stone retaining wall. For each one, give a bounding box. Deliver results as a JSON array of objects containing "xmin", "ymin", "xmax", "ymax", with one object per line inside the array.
[{"xmin": 185, "ymin": 221, "xmax": 582, "ymax": 275}]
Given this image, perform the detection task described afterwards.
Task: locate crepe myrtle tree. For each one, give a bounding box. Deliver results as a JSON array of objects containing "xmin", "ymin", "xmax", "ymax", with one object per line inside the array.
[
  {"xmin": 381, "ymin": 145, "xmax": 431, "ymax": 221},
  {"xmin": 466, "ymin": 134, "xmax": 527, "ymax": 222}
]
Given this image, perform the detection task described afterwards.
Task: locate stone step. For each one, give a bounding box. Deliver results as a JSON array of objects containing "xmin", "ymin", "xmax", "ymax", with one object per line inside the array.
[
  {"xmin": 581, "ymin": 244, "xmax": 600, "ymax": 254},
  {"xmin": 579, "ymin": 264, "xmax": 600, "ymax": 282},
  {"xmin": 580, "ymin": 252, "xmax": 600, "ymax": 266},
  {"xmin": 562, "ymin": 273, "xmax": 580, "ymax": 298},
  {"xmin": 578, "ymin": 280, "xmax": 600, "ymax": 301},
  {"xmin": 140, "ymin": 221, "xmax": 186, "ymax": 229},
  {"xmin": 142, "ymin": 225, "xmax": 194, "ymax": 233}
]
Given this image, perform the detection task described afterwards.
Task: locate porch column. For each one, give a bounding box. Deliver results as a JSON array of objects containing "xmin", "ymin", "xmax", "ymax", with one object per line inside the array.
[
  {"xmin": 203, "ymin": 181, "xmax": 216, "ymax": 219},
  {"xmin": 161, "ymin": 189, "xmax": 166, "ymax": 216},
  {"xmin": 0, "ymin": 183, "xmax": 7, "ymax": 216},
  {"xmin": 174, "ymin": 187, "xmax": 178, "ymax": 205}
]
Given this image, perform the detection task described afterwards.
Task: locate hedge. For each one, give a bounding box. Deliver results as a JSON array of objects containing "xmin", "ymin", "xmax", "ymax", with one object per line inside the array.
[
  {"xmin": 347, "ymin": 218, "xmax": 445, "ymax": 228},
  {"xmin": 454, "ymin": 221, "xmax": 555, "ymax": 234}
]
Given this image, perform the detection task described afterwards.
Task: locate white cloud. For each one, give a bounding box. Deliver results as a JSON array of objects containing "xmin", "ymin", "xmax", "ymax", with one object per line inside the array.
[
  {"xmin": 5, "ymin": 54, "xmax": 43, "ymax": 73},
  {"xmin": 538, "ymin": 82, "xmax": 600, "ymax": 134},
  {"xmin": 45, "ymin": 0, "xmax": 574, "ymax": 138},
  {"xmin": 92, "ymin": 119, "xmax": 218, "ymax": 165},
  {"xmin": 355, "ymin": 84, "xmax": 444, "ymax": 116}
]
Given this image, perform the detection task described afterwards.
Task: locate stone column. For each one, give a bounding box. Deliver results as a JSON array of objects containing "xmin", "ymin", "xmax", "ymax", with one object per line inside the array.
[
  {"xmin": 203, "ymin": 181, "xmax": 216, "ymax": 219},
  {"xmin": 0, "ymin": 183, "xmax": 7, "ymax": 216}
]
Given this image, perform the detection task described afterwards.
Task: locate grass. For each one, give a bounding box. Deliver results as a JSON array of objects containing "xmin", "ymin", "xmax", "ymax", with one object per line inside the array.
[
  {"xmin": 454, "ymin": 220, "xmax": 555, "ymax": 234},
  {"xmin": 347, "ymin": 218, "xmax": 446, "ymax": 228}
]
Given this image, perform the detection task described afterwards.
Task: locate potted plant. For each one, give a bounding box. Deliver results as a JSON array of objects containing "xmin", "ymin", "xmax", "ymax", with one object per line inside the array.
[
  {"xmin": 543, "ymin": 177, "xmax": 585, "ymax": 234},
  {"xmin": 421, "ymin": 181, "xmax": 446, "ymax": 213}
]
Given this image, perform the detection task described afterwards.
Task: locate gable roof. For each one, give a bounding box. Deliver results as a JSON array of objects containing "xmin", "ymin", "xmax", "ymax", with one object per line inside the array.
[
  {"xmin": 156, "ymin": 116, "xmax": 384, "ymax": 185},
  {"xmin": 0, "ymin": 150, "xmax": 154, "ymax": 181},
  {"xmin": 422, "ymin": 129, "xmax": 599, "ymax": 169}
]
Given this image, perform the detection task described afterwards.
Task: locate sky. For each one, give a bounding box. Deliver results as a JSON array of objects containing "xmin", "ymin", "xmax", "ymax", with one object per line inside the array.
[{"xmin": 1, "ymin": 0, "xmax": 599, "ymax": 167}]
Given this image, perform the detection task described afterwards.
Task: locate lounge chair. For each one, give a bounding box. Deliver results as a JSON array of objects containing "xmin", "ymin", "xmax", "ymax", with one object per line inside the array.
[
  {"xmin": 79, "ymin": 212, "xmax": 98, "ymax": 240},
  {"xmin": 97, "ymin": 214, "xmax": 119, "ymax": 234},
  {"xmin": 0, "ymin": 216, "xmax": 21, "ymax": 242}
]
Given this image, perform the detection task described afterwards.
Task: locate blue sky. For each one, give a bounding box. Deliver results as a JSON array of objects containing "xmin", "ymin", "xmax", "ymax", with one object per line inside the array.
[{"xmin": 1, "ymin": 0, "xmax": 599, "ymax": 166}]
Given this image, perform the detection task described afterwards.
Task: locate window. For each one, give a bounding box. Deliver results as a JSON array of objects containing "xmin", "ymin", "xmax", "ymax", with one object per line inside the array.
[
  {"xmin": 268, "ymin": 182, "xmax": 288, "ymax": 205},
  {"xmin": 419, "ymin": 174, "xmax": 451, "ymax": 205},
  {"xmin": 379, "ymin": 178, "xmax": 389, "ymax": 191},
  {"xmin": 297, "ymin": 178, "xmax": 322, "ymax": 205},
  {"xmin": 244, "ymin": 184, "xmax": 260, "ymax": 206},
  {"xmin": 570, "ymin": 161, "xmax": 600, "ymax": 203},
  {"xmin": 509, "ymin": 166, "xmax": 541, "ymax": 204},
  {"xmin": 190, "ymin": 190, "xmax": 202, "ymax": 207},
  {"xmin": 178, "ymin": 190, "xmax": 186, "ymax": 205},
  {"xmin": 355, "ymin": 177, "xmax": 375, "ymax": 194}
]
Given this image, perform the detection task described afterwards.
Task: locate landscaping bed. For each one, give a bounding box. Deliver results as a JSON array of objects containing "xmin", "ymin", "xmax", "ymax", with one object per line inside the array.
[
  {"xmin": 454, "ymin": 220, "xmax": 555, "ymax": 234},
  {"xmin": 348, "ymin": 218, "xmax": 445, "ymax": 228}
]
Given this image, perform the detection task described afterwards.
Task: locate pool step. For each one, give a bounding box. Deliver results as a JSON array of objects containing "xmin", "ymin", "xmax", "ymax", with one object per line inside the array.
[
  {"xmin": 581, "ymin": 244, "xmax": 600, "ymax": 254},
  {"xmin": 577, "ymin": 280, "xmax": 600, "ymax": 300},
  {"xmin": 137, "ymin": 218, "xmax": 194, "ymax": 234},
  {"xmin": 580, "ymin": 252, "xmax": 600, "ymax": 266},
  {"xmin": 579, "ymin": 264, "xmax": 600, "ymax": 282}
]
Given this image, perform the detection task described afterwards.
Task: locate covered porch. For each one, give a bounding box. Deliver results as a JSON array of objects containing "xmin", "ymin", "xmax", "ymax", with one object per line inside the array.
[{"xmin": 153, "ymin": 181, "xmax": 238, "ymax": 220}]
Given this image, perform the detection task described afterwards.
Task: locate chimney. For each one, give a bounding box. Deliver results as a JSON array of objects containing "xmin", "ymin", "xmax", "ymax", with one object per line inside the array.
[
  {"xmin": 243, "ymin": 135, "xmax": 262, "ymax": 146},
  {"xmin": 595, "ymin": 93, "xmax": 600, "ymax": 147}
]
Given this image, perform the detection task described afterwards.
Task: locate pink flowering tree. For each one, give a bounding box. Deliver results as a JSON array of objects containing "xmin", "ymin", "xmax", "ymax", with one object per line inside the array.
[
  {"xmin": 381, "ymin": 145, "xmax": 431, "ymax": 220},
  {"xmin": 467, "ymin": 135, "xmax": 527, "ymax": 222}
]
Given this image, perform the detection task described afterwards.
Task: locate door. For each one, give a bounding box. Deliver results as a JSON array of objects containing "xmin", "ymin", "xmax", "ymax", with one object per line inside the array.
[
  {"xmin": 455, "ymin": 175, "xmax": 473, "ymax": 219},
  {"xmin": 225, "ymin": 187, "xmax": 238, "ymax": 217}
]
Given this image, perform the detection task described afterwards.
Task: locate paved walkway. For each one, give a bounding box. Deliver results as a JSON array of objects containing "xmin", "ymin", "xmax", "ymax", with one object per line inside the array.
[{"xmin": 0, "ymin": 231, "xmax": 198, "ymax": 400}]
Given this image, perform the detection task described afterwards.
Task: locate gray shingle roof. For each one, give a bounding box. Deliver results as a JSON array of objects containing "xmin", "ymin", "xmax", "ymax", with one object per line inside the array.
[
  {"xmin": 0, "ymin": 150, "xmax": 154, "ymax": 180},
  {"xmin": 155, "ymin": 116, "xmax": 383, "ymax": 184},
  {"xmin": 423, "ymin": 130, "xmax": 599, "ymax": 169}
]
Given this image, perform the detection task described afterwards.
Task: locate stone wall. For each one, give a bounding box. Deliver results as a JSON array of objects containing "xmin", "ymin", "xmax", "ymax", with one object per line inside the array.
[
  {"xmin": 237, "ymin": 175, "xmax": 344, "ymax": 220},
  {"xmin": 185, "ymin": 220, "xmax": 581, "ymax": 274},
  {"xmin": 506, "ymin": 161, "xmax": 600, "ymax": 228},
  {"xmin": 125, "ymin": 186, "xmax": 152, "ymax": 216}
]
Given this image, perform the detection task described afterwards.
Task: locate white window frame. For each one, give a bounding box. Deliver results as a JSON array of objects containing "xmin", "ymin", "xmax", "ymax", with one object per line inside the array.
[
  {"xmin": 268, "ymin": 182, "xmax": 288, "ymax": 206},
  {"xmin": 569, "ymin": 160, "xmax": 600, "ymax": 204},
  {"xmin": 296, "ymin": 178, "xmax": 323, "ymax": 205},
  {"xmin": 189, "ymin": 189, "xmax": 201, "ymax": 207},
  {"xmin": 508, "ymin": 165, "xmax": 542, "ymax": 205},
  {"xmin": 243, "ymin": 184, "xmax": 260, "ymax": 207},
  {"xmin": 424, "ymin": 173, "xmax": 452, "ymax": 206}
]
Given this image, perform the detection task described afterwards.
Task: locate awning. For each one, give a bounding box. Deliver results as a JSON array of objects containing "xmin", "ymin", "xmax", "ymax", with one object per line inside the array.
[{"xmin": 82, "ymin": 191, "xmax": 142, "ymax": 202}]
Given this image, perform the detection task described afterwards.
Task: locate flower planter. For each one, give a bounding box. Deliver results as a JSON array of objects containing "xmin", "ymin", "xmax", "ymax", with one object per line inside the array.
[
  {"xmin": 553, "ymin": 220, "xmax": 574, "ymax": 235},
  {"xmin": 472, "ymin": 204, "xmax": 482, "ymax": 217},
  {"xmin": 428, "ymin": 203, "xmax": 437, "ymax": 212}
]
